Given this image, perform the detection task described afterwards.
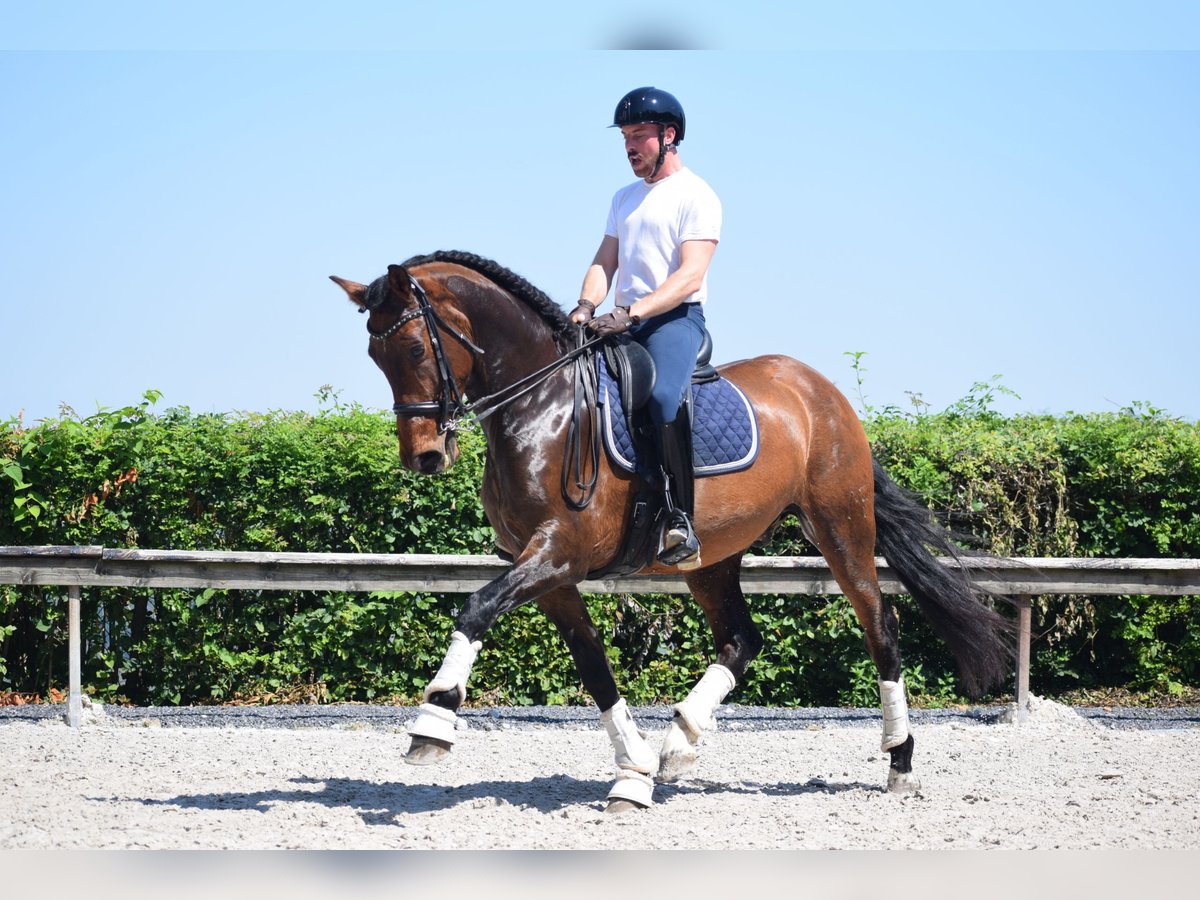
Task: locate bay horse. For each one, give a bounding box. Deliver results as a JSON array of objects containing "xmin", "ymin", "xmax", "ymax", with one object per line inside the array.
[{"xmin": 331, "ymin": 250, "xmax": 1013, "ymax": 811}]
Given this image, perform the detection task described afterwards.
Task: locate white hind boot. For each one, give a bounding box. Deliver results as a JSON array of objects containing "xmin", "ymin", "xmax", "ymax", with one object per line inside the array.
[{"xmin": 880, "ymin": 677, "xmax": 921, "ymax": 792}]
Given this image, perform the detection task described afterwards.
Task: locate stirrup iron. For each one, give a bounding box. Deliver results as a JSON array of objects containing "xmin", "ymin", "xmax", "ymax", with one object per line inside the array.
[{"xmin": 658, "ymin": 511, "xmax": 700, "ymax": 567}]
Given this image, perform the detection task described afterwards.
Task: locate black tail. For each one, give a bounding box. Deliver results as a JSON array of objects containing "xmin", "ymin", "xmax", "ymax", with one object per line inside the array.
[{"xmin": 871, "ymin": 459, "xmax": 1015, "ymax": 698}]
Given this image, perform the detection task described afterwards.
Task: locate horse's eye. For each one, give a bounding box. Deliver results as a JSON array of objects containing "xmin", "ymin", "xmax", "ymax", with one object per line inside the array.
[{"xmin": 409, "ymin": 343, "xmax": 426, "ymax": 361}]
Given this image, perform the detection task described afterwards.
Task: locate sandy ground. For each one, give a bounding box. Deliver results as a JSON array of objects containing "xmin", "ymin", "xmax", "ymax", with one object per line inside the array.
[{"xmin": 2, "ymin": 697, "xmax": 1198, "ymax": 853}]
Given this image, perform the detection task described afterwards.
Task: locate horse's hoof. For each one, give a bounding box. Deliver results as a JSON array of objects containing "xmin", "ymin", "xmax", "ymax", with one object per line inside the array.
[
  {"xmin": 656, "ymin": 755, "xmax": 698, "ymax": 783},
  {"xmin": 605, "ymin": 799, "xmax": 648, "ymax": 814},
  {"xmin": 887, "ymin": 770, "xmax": 921, "ymax": 794},
  {"xmin": 606, "ymin": 770, "xmax": 654, "ymax": 809},
  {"xmin": 657, "ymin": 719, "xmax": 700, "ymax": 783},
  {"xmin": 656, "ymin": 747, "xmax": 699, "ymax": 783},
  {"xmin": 405, "ymin": 736, "xmax": 453, "ymax": 766}
]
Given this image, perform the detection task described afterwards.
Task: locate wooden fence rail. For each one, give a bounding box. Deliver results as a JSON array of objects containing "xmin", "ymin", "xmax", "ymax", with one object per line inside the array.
[{"xmin": 4, "ymin": 546, "xmax": 1199, "ymax": 727}]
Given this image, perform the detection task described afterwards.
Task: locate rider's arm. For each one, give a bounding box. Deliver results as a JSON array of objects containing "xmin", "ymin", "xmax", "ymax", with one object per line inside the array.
[
  {"xmin": 627, "ymin": 238, "xmax": 717, "ymax": 322},
  {"xmin": 572, "ymin": 235, "xmax": 619, "ymax": 323}
]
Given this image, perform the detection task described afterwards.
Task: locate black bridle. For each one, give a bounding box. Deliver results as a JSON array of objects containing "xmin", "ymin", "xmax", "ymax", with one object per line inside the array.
[
  {"xmin": 366, "ymin": 275, "xmax": 604, "ymax": 507},
  {"xmin": 367, "ymin": 276, "xmax": 483, "ymax": 434}
]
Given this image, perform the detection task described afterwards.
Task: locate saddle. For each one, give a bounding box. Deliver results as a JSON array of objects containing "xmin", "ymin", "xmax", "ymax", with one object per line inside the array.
[{"xmin": 601, "ymin": 330, "xmax": 718, "ymax": 457}]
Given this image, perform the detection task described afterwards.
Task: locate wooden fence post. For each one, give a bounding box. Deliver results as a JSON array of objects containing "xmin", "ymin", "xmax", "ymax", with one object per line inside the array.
[
  {"xmin": 67, "ymin": 585, "xmax": 81, "ymax": 728},
  {"xmin": 1015, "ymin": 595, "xmax": 1032, "ymax": 723}
]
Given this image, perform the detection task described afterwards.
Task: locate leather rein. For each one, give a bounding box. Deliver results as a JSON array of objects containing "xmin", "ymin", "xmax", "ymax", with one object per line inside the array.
[{"xmin": 367, "ymin": 275, "xmax": 604, "ymax": 508}]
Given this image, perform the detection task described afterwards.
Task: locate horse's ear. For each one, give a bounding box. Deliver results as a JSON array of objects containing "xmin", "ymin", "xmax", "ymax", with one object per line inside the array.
[
  {"xmin": 329, "ymin": 276, "xmax": 370, "ymax": 310},
  {"xmin": 386, "ymin": 264, "xmax": 413, "ymax": 299}
]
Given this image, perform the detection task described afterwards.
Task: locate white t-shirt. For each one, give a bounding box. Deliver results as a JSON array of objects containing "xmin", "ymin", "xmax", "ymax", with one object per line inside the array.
[{"xmin": 605, "ymin": 167, "xmax": 722, "ymax": 307}]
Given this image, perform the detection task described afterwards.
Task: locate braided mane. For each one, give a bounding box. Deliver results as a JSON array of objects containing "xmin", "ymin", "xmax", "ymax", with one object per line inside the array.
[{"xmin": 403, "ymin": 250, "xmax": 575, "ymax": 349}]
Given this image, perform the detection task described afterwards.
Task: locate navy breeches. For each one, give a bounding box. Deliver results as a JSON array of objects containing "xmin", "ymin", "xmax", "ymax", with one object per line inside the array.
[{"xmin": 630, "ymin": 303, "xmax": 707, "ymax": 425}]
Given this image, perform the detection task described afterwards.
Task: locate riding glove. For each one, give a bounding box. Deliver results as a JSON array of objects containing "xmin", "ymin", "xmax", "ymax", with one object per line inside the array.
[
  {"xmin": 588, "ymin": 306, "xmax": 639, "ymax": 337},
  {"xmin": 568, "ymin": 300, "xmax": 595, "ymax": 324}
]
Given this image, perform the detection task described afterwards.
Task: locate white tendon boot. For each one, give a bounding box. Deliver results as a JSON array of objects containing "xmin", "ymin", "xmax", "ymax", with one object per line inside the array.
[
  {"xmin": 879, "ymin": 677, "xmax": 920, "ymax": 793},
  {"xmin": 658, "ymin": 664, "xmax": 736, "ymax": 783},
  {"xmin": 601, "ymin": 698, "xmax": 658, "ymax": 808},
  {"xmin": 408, "ymin": 631, "xmax": 482, "ymax": 748},
  {"xmin": 878, "ymin": 677, "xmax": 910, "ymax": 751}
]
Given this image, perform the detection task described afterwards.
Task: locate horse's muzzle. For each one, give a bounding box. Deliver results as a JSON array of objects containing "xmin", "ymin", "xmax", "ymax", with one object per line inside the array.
[
  {"xmin": 406, "ymin": 430, "xmax": 459, "ymax": 475},
  {"xmin": 413, "ymin": 449, "xmax": 452, "ymax": 474}
]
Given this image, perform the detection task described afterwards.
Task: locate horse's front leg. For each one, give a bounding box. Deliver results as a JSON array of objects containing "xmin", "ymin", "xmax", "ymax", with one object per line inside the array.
[
  {"xmin": 403, "ymin": 627, "xmax": 483, "ymax": 765},
  {"xmin": 404, "ymin": 534, "xmax": 584, "ymax": 765},
  {"xmin": 658, "ymin": 554, "xmax": 764, "ymax": 782},
  {"xmin": 538, "ymin": 587, "xmax": 657, "ymax": 812}
]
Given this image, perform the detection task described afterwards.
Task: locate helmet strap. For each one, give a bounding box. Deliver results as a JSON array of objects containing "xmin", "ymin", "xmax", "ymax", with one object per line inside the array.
[{"xmin": 649, "ymin": 123, "xmax": 668, "ymax": 181}]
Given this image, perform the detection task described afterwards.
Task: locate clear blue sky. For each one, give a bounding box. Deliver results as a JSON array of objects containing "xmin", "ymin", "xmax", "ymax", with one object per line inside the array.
[{"xmin": 3, "ymin": 3, "xmax": 1198, "ymax": 424}]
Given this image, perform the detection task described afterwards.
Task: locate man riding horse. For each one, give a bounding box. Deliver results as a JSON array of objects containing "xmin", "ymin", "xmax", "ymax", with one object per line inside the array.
[
  {"xmin": 330, "ymin": 86, "xmax": 1014, "ymax": 813},
  {"xmin": 570, "ymin": 86, "xmax": 720, "ymax": 571}
]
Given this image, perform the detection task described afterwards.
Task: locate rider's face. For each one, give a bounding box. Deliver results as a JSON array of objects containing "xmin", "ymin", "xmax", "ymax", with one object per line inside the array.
[{"xmin": 621, "ymin": 123, "xmax": 674, "ymax": 179}]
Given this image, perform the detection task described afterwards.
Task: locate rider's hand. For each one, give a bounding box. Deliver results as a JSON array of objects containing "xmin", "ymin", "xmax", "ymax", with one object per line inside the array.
[
  {"xmin": 568, "ymin": 300, "xmax": 595, "ymax": 324},
  {"xmin": 587, "ymin": 306, "xmax": 638, "ymax": 337}
]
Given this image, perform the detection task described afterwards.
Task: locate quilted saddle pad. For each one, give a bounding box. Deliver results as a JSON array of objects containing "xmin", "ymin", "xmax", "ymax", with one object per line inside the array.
[{"xmin": 597, "ymin": 354, "xmax": 759, "ymax": 478}]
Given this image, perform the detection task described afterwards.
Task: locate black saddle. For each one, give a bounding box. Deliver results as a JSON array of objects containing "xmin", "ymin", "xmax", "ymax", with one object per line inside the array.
[
  {"xmin": 602, "ymin": 329, "xmax": 718, "ymax": 416},
  {"xmin": 692, "ymin": 329, "xmax": 719, "ymax": 384}
]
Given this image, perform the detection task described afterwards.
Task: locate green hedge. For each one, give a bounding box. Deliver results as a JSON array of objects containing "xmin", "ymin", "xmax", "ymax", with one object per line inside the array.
[{"xmin": 2, "ymin": 390, "xmax": 1198, "ymax": 706}]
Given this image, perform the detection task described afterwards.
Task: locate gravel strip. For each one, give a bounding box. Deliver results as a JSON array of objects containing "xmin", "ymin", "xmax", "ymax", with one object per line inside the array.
[{"xmin": 2, "ymin": 701, "xmax": 1198, "ymax": 730}]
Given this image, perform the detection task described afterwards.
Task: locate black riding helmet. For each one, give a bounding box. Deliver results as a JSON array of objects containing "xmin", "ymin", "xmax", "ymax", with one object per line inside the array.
[
  {"xmin": 612, "ymin": 87, "xmax": 686, "ymax": 180},
  {"xmin": 612, "ymin": 86, "xmax": 686, "ymax": 143}
]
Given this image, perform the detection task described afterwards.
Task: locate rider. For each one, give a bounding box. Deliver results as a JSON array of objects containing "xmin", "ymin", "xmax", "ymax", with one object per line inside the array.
[{"xmin": 569, "ymin": 86, "xmax": 721, "ymax": 570}]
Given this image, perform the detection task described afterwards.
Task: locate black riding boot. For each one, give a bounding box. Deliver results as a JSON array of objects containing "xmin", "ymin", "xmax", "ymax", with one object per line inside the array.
[{"xmin": 655, "ymin": 419, "xmax": 701, "ymax": 569}]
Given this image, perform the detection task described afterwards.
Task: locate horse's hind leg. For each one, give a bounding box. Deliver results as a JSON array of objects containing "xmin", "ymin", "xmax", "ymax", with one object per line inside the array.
[
  {"xmin": 538, "ymin": 586, "xmax": 658, "ymax": 812},
  {"xmin": 658, "ymin": 553, "xmax": 764, "ymax": 782},
  {"xmin": 804, "ymin": 494, "xmax": 920, "ymax": 793}
]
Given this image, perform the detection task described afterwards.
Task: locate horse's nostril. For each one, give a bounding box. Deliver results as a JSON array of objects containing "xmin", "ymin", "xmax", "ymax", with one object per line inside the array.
[{"xmin": 414, "ymin": 450, "xmax": 446, "ymax": 474}]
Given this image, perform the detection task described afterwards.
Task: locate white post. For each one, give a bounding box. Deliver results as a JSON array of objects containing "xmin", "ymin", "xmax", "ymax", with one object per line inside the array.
[
  {"xmin": 1015, "ymin": 595, "xmax": 1031, "ymax": 724},
  {"xmin": 68, "ymin": 585, "xmax": 81, "ymax": 728}
]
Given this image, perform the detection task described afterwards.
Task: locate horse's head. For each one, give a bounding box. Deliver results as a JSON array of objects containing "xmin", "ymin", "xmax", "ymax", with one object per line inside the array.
[{"xmin": 331, "ymin": 264, "xmax": 478, "ymax": 475}]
